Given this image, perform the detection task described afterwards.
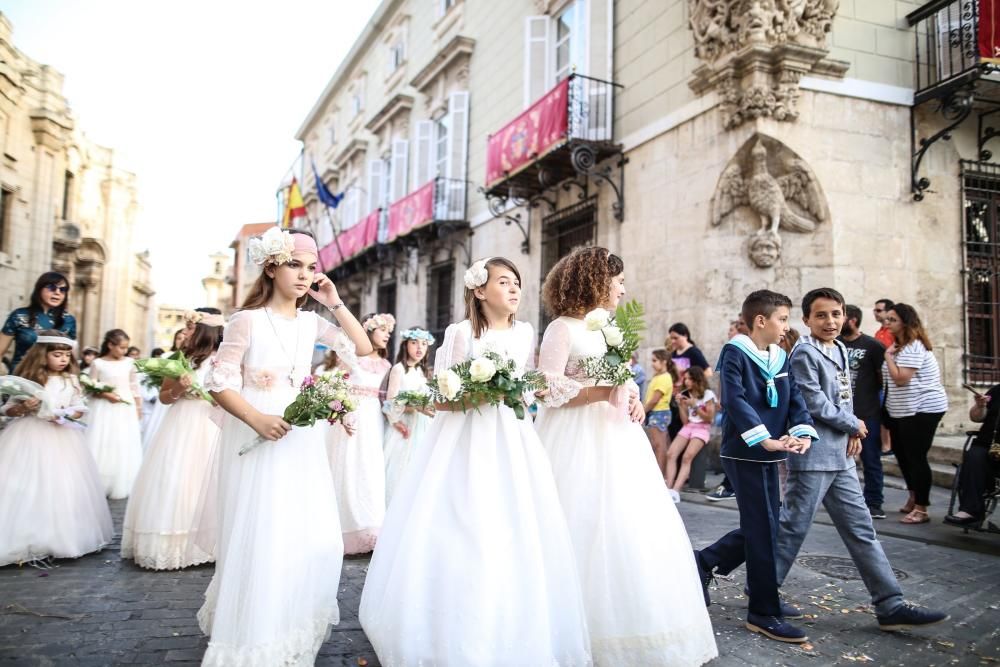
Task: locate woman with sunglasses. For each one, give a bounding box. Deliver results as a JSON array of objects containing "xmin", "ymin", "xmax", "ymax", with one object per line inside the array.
[{"xmin": 0, "ymin": 272, "xmax": 77, "ymax": 372}]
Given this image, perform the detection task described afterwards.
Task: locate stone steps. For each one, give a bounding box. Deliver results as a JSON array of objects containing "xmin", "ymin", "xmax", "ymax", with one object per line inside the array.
[{"xmin": 880, "ymin": 433, "xmax": 972, "ymax": 490}]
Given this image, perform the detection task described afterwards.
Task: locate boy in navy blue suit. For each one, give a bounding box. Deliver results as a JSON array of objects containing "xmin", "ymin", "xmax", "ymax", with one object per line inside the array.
[{"xmin": 694, "ymin": 290, "xmax": 817, "ymax": 643}]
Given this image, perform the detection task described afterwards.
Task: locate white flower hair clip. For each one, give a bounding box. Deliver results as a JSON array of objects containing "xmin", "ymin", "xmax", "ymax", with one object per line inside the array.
[
  {"xmin": 248, "ymin": 226, "xmax": 296, "ymax": 267},
  {"xmin": 363, "ymin": 313, "xmax": 396, "ymax": 333},
  {"xmin": 463, "ymin": 258, "xmax": 491, "ymax": 290}
]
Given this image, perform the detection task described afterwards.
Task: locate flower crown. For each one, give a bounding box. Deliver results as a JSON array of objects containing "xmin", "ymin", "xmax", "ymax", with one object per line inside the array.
[
  {"xmin": 248, "ymin": 226, "xmax": 295, "ymax": 267},
  {"xmin": 463, "ymin": 257, "xmax": 492, "ymax": 290},
  {"xmin": 363, "ymin": 313, "xmax": 396, "ymax": 333},
  {"xmin": 184, "ymin": 310, "xmax": 226, "ymax": 327},
  {"xmin": 400, "ymin": 328, "xmax": 436, "ymax": 344}
]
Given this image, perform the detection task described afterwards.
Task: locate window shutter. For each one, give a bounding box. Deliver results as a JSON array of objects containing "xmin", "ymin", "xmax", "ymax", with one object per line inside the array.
[
  {"xmin": 441, "ymin": 91, "xmax": 469, "ymax": 220},
  {"xmin": 525, "ymin": 16, "xmax": 551, "ymax": 107},
  {"xmin": 413, "ymin": 120, "xmax": 435, "ymax": 189},
  {"xmin": 367, "ymin": 159, "xmax": 384, "ymax": 214},
  {"xmin": 391, "ymin": 139, "xmax": 409, "ymax": 201}
]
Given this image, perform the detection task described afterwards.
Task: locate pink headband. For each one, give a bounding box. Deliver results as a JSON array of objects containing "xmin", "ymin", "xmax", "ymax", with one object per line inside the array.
[{"xmin": 293, "ymin": 233, "xmax": 318, "ymax": 256}]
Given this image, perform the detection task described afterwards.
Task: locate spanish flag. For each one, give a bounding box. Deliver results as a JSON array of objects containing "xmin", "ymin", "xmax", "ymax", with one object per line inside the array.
[{"xmin": 281, "ymin": 177, "xmax": 307, "ymax": 228}]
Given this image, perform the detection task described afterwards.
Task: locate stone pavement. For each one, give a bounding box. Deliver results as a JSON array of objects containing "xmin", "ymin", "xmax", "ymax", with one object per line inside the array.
[{"xmin": 1, "ymin": 481, "xmax": 997, "ymax": 666}]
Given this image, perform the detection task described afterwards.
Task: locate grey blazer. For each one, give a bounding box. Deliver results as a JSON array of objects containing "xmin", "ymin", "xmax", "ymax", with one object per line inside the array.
[{"xmin": 787, "ymin": 336, "xmax": 863, "ymax": 472}]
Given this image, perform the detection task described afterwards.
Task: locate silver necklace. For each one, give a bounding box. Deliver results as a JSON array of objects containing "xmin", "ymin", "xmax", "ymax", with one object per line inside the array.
[{"xmin": 264, "ymin": 307, "xmax": 300, "ymax": 386}]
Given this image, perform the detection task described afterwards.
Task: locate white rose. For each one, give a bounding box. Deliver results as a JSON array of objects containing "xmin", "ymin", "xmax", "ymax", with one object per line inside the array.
[
  {"xmin": 436, "ymin": 369, "xmax": 463, "ymax": 401},
  {"xmin": 247, "ymin": 238, "xmax": 268, "ymax": 265},
  {"xmin": 602, "ymin": 325, "xmax": 624, "ymax": 347},
  {"xmin": 469, "ymin": 357, "xmax": 498, "ymax": 383},
  {"xmin": 260, "ymin": 226, "xmax": 288, "ymax": 254},
  {"xmin": 584, "ymin": 308, "xmax": 611, "ymax": 331}
]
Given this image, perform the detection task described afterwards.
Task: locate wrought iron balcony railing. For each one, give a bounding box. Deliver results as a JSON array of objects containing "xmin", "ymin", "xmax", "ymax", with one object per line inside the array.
[
  {"xmin": 484, "ymin": 73, "xmax": 622, "ymax": 199},
  {"xmin": 385, "ymin": 177, "xmax": 468, "ymax": 244},
  {"xmin": 908, "ymin": 0, "xmax": 1000, "ymax": 104}
]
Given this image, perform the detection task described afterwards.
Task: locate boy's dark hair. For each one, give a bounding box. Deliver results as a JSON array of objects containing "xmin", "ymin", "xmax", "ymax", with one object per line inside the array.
[
  {"xmin": 875, "ymin": 298, "xmax": 894, "ymax": 309},
  {"xmin": 801, "ymin": 287, "xmax": 845, "ymax": 318},
  {"xmin": 741, "ymin": 290, "xmax": 792, "ymax": 326},
  {"xmin": 845, "ymin": 304, "xmax": 862, "ymax": 326}
]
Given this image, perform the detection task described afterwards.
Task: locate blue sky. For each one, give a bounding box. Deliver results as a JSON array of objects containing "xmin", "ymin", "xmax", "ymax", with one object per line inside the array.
[{"xmin": 0, "ymin": 0, "xmax": 378, "ymax": 305}]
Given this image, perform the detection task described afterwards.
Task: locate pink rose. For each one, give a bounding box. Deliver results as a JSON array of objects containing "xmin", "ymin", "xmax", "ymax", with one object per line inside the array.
[{"xmin": 329, "ymin": 400, "xmax": 344, "ymax": 412}]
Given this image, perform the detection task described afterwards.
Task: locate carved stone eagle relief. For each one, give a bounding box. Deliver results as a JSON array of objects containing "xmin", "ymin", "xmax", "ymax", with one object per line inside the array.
[{"xmin": 711, "ymin": 136, "xmax": 828, "ymax": 267}]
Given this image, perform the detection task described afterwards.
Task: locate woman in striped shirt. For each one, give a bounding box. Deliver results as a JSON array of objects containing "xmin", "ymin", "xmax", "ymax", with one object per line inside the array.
[{"xmin": 882, "ymin": 303, "xmax": 949, "ymax": 525}]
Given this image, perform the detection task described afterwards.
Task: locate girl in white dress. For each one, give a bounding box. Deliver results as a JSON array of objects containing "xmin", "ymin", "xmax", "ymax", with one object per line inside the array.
[
  {"xmin": 382, "ymin": 327, "xmax": 435, "ymax": 506},
  {"xmin": 325, "ymin": 312, "xmax": 392, "ymax": 555},
  {"xmin": 142, "ymin": 329, "xmax": 188, "ymax": 446},
  {"xmin": 198, "ymin": 228, "xmax": 373, "ymax": 666},
  {"xmin": 360, "ymin": 257, "xmax": 592, "ymax": 667},
  {"xmin": 85, "ymin": 329, "xmax": 144, "ymax": 499},
  {"xmin": 121, "ymin": 309, "xmax": 225, "ymax": 570},
  {"xmin": 0, "ymin": 332, "xmax": 112, "ymax": 566},
  {"xmin": 534, "ymin": 247, "xmax": 717, "ymax": 666}
]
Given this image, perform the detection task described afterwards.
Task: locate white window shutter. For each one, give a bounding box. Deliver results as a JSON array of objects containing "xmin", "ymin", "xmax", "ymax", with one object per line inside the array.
[
  {"xmin": 367, "ymin": 159, "xmax": 384, "ymax": 214},
  {"xmin": 445, "ymin": 91, "xmax": 469, "ymax": 181},
  {"xmin": 413, "ymin": 120, "xmax": 435, "ymax": 189},
  {"xmin": 525, "ymin": 16, "xmax": 551, "ymax": 107},
  {"xmin": 391, "ymin": 139, "xmax": 409, "ymax": 201}
]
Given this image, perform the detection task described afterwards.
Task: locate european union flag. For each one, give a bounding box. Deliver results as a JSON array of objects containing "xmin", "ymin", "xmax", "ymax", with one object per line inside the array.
[{"xmin": 312, "ymin": 159, "xmax": 343, "ymax": 209}]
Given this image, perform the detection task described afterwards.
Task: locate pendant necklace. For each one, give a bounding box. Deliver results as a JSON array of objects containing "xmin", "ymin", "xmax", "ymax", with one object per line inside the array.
[{"xmin": 264, "ymin": 307, "xmax": 301, "ymax": 386}]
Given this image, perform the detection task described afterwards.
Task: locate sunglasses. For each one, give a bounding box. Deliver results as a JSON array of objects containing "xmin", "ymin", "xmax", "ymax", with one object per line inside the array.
[{"xmin": 43, "ymin": 283, "xmax": 69, "ymax": 294}]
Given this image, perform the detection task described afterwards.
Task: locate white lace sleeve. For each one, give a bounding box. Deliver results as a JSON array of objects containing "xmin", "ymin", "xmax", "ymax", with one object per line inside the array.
[
  {"xmin": 128, "ymin": 361, "xmax": 142, "ymax": 405},
  {"xmin": 315, "ymin": 312, "xmax": 358, "ymax": 369},
  {"xmin": 537, "ymin": 319, "xmax": 583, "ymax": 408},
  {"xmin": 433, "ymin": 322, "xmax": 470, "ymax": 375},
  {"xmin": 205, "ymin": 310, "xmax": 251, "ymax": 393}
]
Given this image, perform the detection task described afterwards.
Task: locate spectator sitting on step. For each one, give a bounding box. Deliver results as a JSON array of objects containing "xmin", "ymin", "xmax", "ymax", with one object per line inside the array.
[{"xmin": 945, "ymin": 384, "xmax": 1000, "ymax": 527}]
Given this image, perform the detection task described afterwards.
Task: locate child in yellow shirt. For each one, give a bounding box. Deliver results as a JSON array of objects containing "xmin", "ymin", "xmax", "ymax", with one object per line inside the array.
[{"xmin": 644, "ymin": 349, "xmax": 677, "ymax": 481}]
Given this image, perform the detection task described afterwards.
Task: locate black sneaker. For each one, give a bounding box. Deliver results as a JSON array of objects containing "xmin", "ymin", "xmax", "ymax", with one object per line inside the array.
[
  {"xmin": 869, "ymin": 505, "xmax": 887, "ymax": 520},
  {"xmin": 693, "ymin": 550, "xmax": 713, "ymax": 607},
  {"xmin": 706, "ymin": 485, "xmax": 736, "ymax": 501},
  {"xmin": 745, "ymin": 613, "xmax": 809, "ymax": 643},
  {"xmin": 877, "ymin": 603, "xmax": 950, "ymax": 631}
]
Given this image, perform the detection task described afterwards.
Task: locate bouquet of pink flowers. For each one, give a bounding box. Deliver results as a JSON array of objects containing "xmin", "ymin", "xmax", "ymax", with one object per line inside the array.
[{"xmin": 239, "ymin": 370, "xmax": 357, "ymax": 456}]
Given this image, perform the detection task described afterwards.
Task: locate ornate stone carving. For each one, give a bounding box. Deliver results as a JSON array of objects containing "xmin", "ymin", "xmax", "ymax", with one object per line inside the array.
[
  {"xmin": 688, "ymin": 0, "xmax": 846, "ymax": 129},
  {"xmin": 711, "ymin": 135, "xmax": 828, "ymax": 267}
]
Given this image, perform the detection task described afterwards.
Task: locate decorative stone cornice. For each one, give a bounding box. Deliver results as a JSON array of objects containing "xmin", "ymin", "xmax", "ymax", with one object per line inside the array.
[
  {"xmin": 365, "ymin": 93, "xmax": 414, "ymax": 135},
  {"xmin": 410, "ymin": 35, "xmax": 474, "ymax": 93},
  {"xmin": 333, "ymin": 137, "xmax": 368, "ymax": 171},
  {"xmin": 30, "ymin": 107, "xmax": 73, "ymax": 150},
  {"xmin": 688, "ymin": 0, "xmax": 848, "ymax": 129}
]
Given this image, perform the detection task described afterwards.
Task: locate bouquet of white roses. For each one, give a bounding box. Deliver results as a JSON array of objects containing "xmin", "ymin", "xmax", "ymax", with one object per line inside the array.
[
  {"xmin": 580, "ymin": 300, "xmax": 646, "ymax": 386},
  {"xmin": 240, "ymin": 370, "xmax": 357, "ymax": 456},
  {"xmin": 79, "ymin": 373, "xmax": 131, "ymax": 405},
  {"xmin": 428, "ymin": 350, "xmax": 546, "ymax": 420},
  {"xmin": 135, "ymin": 350, "xmax": 213, "ymax": 402}
]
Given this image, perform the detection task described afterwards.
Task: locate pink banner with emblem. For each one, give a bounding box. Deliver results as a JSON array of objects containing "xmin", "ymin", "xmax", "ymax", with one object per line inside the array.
[
  {"xmin": 319, "ymin": 209, "xmax": 380, "ymax": 269},
  {"xmin": 486, "ymin": 77, "xmax": 570, "ymax": 188},
  {"xmin": 386, "ymin": 180, "xmax": 435, "ymax": 243}
]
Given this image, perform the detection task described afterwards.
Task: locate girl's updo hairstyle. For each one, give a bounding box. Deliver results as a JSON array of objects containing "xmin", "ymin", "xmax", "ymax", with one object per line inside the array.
[
  {"xmin": 99, "ymin": 329, "xmax": 130, "ymax": 357},
  {"xmin": 542, "ymin": 246, "xmax": 624, "ymax": 318}
]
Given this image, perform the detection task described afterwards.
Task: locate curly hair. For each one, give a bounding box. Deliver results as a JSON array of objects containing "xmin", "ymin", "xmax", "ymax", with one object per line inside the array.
[{"xmin": 542, "ymin": 246, "xmax": 624, "ymax": 317}]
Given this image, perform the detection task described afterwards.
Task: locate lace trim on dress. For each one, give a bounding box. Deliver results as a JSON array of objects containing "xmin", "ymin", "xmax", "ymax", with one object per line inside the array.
[
  {"xmin": 205, "ymin": 358, "xmax": 242, "ymax": 393},
  {"xmin": 198, "ymin": 581, "xmax": 340, "ymax": 667},
  {"xmin": 541, "ymin": 374, "xmax": 584, "ymax": 408},
  {"xmin": 120, "ymin": 529, "xmax": 213, "ymax": 571},
  {"xmin": 591, "ymin": 628, "xmax": 717, "ymax": 666}
]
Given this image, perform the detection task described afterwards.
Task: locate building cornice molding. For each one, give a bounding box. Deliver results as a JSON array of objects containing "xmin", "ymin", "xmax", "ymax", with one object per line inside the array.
[{"xmin": 410, "ymin": 35, "xmax": 475, "ymax": 93}]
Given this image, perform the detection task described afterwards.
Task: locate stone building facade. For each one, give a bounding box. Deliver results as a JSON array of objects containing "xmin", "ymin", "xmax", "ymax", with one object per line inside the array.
[
  {"xmin": 0, "ymin": 13, "xmax": 153, "ymax": 352},
  {"xmin": 296, "ymin": 0, "xmax": 995, "ymax": 434}
]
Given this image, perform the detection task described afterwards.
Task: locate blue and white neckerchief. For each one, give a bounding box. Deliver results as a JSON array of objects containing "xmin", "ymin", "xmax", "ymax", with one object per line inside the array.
[{"xmin": 726, "ymin": 334, "xmax": 785, "ymax": 408}]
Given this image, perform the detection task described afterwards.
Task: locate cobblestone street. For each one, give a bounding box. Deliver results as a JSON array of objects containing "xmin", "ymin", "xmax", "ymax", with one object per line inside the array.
[{"xmin": 1, "ymin": 476, "xmax": 997, "ymax": 666}]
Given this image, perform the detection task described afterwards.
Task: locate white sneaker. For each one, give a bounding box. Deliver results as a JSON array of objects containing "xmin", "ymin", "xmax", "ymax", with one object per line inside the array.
[{"xmin": 668, "ymin": 489, "xmax": 681, "ymax": 503}]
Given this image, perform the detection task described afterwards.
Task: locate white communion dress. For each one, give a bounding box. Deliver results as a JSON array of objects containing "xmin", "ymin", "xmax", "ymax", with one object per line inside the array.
[
  {"xmin": 84, "ymin": 357, "xmax": 144, "ymax": 499},
  {"xmin": 359, "ymin": 320, "xmax": 593, "ymax": 667},
  {"xmin": 121, "ymin": 354, "xmax": 221, "ymax": 570},
  {"xmin": 381, "ymin": 362, "xmax": 433, "ymax": 507},
  {"xmin": 324, "ymin": 347, "xmax": 390, "ymax": 554},
  {"xmin": 197, "ymin": 308, "xmax": 348, "ymax": 666},
  {"xmin": 534, "ymin": 316, "xmax": 718, "ymax": 666},
  {"xmin": 0, "ymin": 374, "xmax": 112, "ymax": 565}
]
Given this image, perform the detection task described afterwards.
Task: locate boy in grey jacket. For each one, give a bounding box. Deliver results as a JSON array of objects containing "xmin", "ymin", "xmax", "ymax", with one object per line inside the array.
[{"xmin": 778, "ymin": 288, "xmax": 948, "ymax": 631}]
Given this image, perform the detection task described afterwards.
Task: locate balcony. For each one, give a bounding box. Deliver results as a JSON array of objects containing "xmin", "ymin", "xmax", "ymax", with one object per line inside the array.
[
  {"xmin": 385, "ymin": 176, "xmax": 468, "ymax": 244},
  {"xmin": 318, "ymin": 208, "xmax": 381, "ymax": 276},
  {"xmin": 908, "ymin": 0, "xmax": 1000, "ymax": 199},
  {"xmin": 483, "ymin": 74, "xmax": 623, "ymax": 203}
]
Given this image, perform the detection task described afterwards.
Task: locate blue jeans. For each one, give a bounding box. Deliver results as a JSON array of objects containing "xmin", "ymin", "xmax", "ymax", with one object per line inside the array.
[
  {"xmin": 775, "ymin": 468, "xmax": 904, "ymax": 616},
  {"xmin": 859, "ymin": 415, "xmax": 883, "ymax": 508}
]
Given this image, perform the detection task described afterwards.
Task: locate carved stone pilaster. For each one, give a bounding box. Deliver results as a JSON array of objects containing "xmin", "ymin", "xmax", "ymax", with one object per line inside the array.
[{"xmin": 688, "ymin": 0, "xmax": 848, "ymax": 129}]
